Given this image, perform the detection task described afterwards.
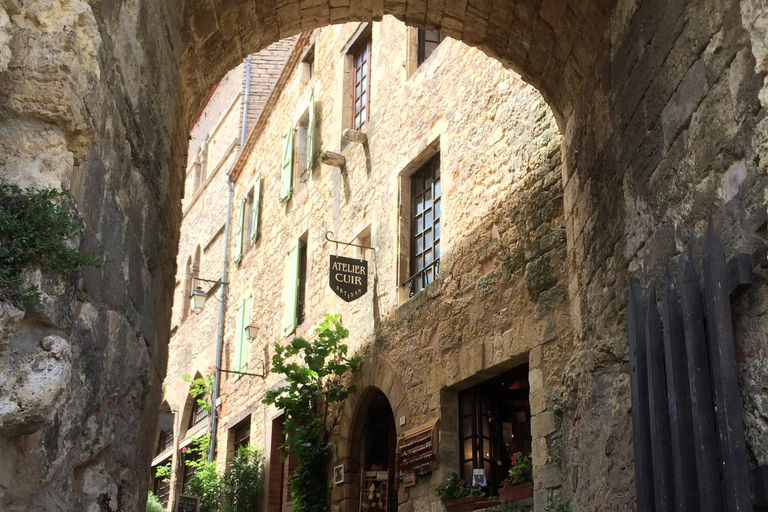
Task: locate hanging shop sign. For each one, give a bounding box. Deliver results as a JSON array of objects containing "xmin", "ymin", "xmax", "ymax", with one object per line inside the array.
[{"xmin": 329, "ymin": 255, "xmax": 368, "ymax": 302}]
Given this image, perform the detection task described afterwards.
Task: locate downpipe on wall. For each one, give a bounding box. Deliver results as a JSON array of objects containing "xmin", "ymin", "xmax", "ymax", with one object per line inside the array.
[{"xmin": 208, "ymin": 55, "xmax": 251, "ymax": 462}]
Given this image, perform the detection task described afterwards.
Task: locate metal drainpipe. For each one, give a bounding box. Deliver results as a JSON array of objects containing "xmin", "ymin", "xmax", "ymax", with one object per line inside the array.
[
  {"xmin": 208, "ymin": 55, "xmax": 251, "ymax": 463},
  {"xmin": 208, "ymin": 176, "xmax": 232, "ymax": 463},
  {"xmin": 240, "ymin": 55, "xmax": 252, "ymax": 147}
]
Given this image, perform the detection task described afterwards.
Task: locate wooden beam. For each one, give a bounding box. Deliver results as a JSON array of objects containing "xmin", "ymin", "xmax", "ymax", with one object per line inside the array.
[
  {"xmin": 661, "ymin": 279, "xmax": 700, "ymax": 511},
  {"xmin": 702, "ymin": 222, "xmax": 752, "ymax": 512},
  {"xmin": 646, "ymin": 289, "xmax": 675, "ymax": 512},
  {"xmin": 680, "ymin": 248, "xmax": 724, "ymax": 512},
  {"xmin": 627, "ymin": 278, "xmax": 655, "ymax": 512}
]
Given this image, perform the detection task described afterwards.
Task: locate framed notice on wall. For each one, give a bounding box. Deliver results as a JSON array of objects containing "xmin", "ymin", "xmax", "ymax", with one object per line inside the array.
[{"xmin": 176, "ymin": 494, "xmax": 200, "ymax": 512}]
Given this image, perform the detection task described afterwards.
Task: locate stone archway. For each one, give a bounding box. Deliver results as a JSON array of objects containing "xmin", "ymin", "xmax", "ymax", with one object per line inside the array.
[
  {"xmin": 1, "ymin": 1, "xmax": 767, "ymax": 511},
  {"xmin": 339, "ymin": 387, "xmax": 397, "ymax": 512}
]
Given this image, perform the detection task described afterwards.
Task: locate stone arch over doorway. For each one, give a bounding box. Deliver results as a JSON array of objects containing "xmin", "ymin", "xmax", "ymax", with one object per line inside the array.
[
  {"xmin": 337, "ymin": 386, "xmax": 397, "ymax": 512},
  {"xmin": 1, "ymin": 1, "xmax": 767, "ymax": 511}
]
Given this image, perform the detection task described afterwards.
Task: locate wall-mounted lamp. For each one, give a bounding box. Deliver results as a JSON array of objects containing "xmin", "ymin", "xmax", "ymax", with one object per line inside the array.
[
  {"xmin": 245, "ymin": 323, "xmax": 259, "ymax": 341},
  {"xmin": 191, "ymin": 277, "xmax": 228, "ymax": 314},
  {"xmin": 191, "ymin": 286, "xmax": 208, "ymax": 313}
]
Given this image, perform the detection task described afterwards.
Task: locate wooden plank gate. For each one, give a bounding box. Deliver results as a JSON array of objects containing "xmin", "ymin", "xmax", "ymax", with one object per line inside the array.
[{"xmin": 627, "ymin": 222, "xmax": 768, "ymax": 512}]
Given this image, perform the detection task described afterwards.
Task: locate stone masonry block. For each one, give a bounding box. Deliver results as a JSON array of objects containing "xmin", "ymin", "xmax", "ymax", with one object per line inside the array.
[{"xmin": 531, "ymin": 411, "xmax": 556, "ymax": 438}]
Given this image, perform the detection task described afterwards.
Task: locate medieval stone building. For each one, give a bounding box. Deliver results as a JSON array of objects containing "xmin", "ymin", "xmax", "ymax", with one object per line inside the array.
[
  {"xmin": 1, "ymin": 1, "xmax": 768, "ymax": 511},
  {"xmin": 157, "ymin": 18, "xmax": 569, "ymax": 511}
]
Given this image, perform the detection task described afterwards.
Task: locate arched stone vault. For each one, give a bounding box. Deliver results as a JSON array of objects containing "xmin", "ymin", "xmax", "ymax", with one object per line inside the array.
[
  {"xmin": 1, "ymin": 0, "xmax": 767, "ymax": 510},
  {"xmin": 176, "ymin": 0, "xmax": 608, "ymax": 131}
]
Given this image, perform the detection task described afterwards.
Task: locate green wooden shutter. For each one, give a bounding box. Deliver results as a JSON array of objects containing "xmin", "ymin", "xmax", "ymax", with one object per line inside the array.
[
  {"xmin": 234, "ymin": 197, "xmax": 245, "ymax": 264},
  {"xmin": 236, "ymin": 296, "xmax": 251, "ymax": 372},
  {"xmin": 282, "ymin": 239, "xmax": 301, "ymax": 336},
  {"xmin": 306, "ymin": 88, "xmax": 315, "ymax": 172},
  {"xmin": 234, "ymin": 297, "xmax": 245, "ymax": 376},
  {"xmin": 280, "ymin": 124, "xmax": 293, "ymax": 203},
  {"xmin": 250, "ymin": 177, "xmax": 261, "ymax": 242}
]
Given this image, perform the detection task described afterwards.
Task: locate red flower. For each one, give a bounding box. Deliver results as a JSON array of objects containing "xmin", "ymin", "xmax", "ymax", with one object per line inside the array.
[
  {"xmin": 181, "ymin": 446, "xmax": 187, "ymax": 453},
  {"xmin": 511, "ymin": 461, "xmax": 517, "ymax": 466}
]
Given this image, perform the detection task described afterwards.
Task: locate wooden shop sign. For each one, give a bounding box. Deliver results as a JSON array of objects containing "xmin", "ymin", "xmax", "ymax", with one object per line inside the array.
[
  {"xmin": 176, "ymin": 494, "xmax": 200, "ymax": 512},
  {"xmin": 329, "ymin": 255, "xmax": 368, "ymax": 302}
]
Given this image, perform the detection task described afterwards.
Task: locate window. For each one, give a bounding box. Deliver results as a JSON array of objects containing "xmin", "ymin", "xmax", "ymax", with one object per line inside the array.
[
  {"xmin": 157, "ymin": 429, "xmax": 173, "ymax": 454},
  {"xmin": 352, "ymin": 36, "xmax": 371, "ymax": 131},
  {"xmin": 302, "ymin": 44, "xmax": 315, "ymax": 82},
  {"xmin": 407, "ymin": 154, "xmax": 441, "ymax": 295},
  {"xmin": 295, "ymin": 112, "xmax": 309, "ymax": 177},
  {"xmin": 182, "ymin": 257, "xmax": 193, "ymax": 320},
  {"xmin": 280, "ymin": 124, "xmax": 294, "ymax": 203},
  {"xmin": 282, "ymin": 235, "xmax": 308, "ymax": 336},
  {"xmin": 417, "ymin": 28, "xmax": 445, "ymax": 66},
  {"xmin": 188, "ymin": 394, "xmax": 208, "ymax": 429},
  {"xmin": 233, "ymin": 417, "xmax": 251, "ymax": 453},
  {"xmin": 235, "ymin": 179, "xmax": 262, "ymax": 263},
  {"xmin": 182, "ymin": 447, "xmax": 201, "ymax": 490},
  {"xmin": 458, "ymin": 366, "xmax": 531, "ymax": 496},
  {"xmin": 243, "ymin": 189, "xmax": 254, "ymax": 246},
  {"xmin": 153, "ymin": 472, "xmax": 170, "ymax": 506}
]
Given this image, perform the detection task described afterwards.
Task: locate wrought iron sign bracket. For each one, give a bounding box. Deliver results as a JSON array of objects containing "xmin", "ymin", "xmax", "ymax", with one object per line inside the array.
[
  {"xmin": 215, "ymin": 357, "xmax": 267, "ymax": 379},
  {"xmin": 325, "ymin": 231, "xmax": 375, "ymax": 253}
]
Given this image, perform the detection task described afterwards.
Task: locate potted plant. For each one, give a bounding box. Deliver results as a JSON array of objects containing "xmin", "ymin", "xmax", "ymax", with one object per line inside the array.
[
  {"xmin": 435, "ymin": 473, "xmax": 486, "ymax": 512},
  {"xmin": 499, "ymin": 452, "xmax": 533, "ymax": 503}
]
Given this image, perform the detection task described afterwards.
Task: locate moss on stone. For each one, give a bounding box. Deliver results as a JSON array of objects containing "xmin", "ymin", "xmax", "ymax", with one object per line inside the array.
[
  {"xmin": 502, "ymin": 252, "xmax": 525, "ymax": 280},
  {"xmin": 476, "ymin": 271, "xmax": 497, "ymax": 298},
  {"xmin": 524, "ymin": 253, "xmax": 556, "ymax": 301},
  {"xmin": 537, "ymin": 283, "xmax": 568, "ymax": 314}
]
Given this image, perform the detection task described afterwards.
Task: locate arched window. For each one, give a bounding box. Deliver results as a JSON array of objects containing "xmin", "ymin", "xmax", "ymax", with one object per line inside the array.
[
  {"xmin": 192, "ymin": 246, "xmax": 201, "ymax": 279},
  {"xmin": 182, "ymin": 256, "xmax": 193, "ymax": 320},
  {"xmin": 188, "ymin": 393, "xmax": 208, "ymax": 429}
]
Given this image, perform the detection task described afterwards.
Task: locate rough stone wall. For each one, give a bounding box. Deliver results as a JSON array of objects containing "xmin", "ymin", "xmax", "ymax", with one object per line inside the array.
[
  {"xmin": 0, "ymin": 1, "xmax": 183, "ymax": 511},
  {"xmin": 0, "ymin": 0, "xmax": 767, "ymax": 511}
]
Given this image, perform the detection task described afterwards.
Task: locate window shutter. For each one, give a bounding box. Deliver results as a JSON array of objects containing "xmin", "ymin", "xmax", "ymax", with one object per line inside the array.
[
  {"xmin": 234, "ymin": 298, "xmax": 245, "ymax": 376},
  {"xmin": 234, "ymin": 197, "xmax": 245, "ymax": 264},
  {"xmin": 306, "ymin": 88, "xmax": 315, "ymax": 172},
  {"xmin": 236, "ymin": 296, "xmax": 250, "ymax": 372},
  {"xmin": 282, "ymin": 239, "xmax": 301, "ymax": 336},
  {"xmin": 250, "ymin": 177, "xmax": 261, "ymax": 242},
  {"xmin": 280, "ymin": 124, "xmax": 293, "ymax": 203}
]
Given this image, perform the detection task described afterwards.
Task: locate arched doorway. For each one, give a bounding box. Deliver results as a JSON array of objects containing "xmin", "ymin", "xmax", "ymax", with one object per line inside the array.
[{"xmin": 350, "ymin": 388, "xmax": 397, "ymax": 512}]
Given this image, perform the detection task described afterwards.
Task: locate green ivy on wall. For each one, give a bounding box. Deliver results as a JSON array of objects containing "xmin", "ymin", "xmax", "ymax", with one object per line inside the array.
[{"xmin": 0, "ymin": 181, "xmax": 102, "ymax": 306}]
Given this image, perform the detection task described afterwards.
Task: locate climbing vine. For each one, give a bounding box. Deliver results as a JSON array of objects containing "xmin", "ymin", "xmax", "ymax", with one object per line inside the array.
[
  {"xmin": 263, "ymin": 314, "xmax": 361, "ymax": 512},
  {"xmin": 0, "ymin": 181, "xmax": 102, "ymax": 306},
  {"xmin": 182, "ymin": 370, "xmax": 215, "ymax": 412}
]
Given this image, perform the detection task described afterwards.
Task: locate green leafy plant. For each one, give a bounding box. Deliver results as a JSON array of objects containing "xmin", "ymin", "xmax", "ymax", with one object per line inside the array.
[
  {"xmin": 184, "ymin": 435, "xmax": 222, "ymax": 512},
  {"xmin": 178, "ymin": 435, "xmax": 265, "ymax": 512},
  {"xmin": 183, "ymin": 370, "xmax": 215, "ymax": 413},
  {"xmin": 155, "ymin": 459, "xmax": 172, "ymax": 482},
  {"xmin": 0, "ymin": 181, "xmax": 103, "ymax": 306},
  {"xmin": 262, "ymin": 314, "xmax": 361, "ymax": 512},
  {"xmin": 434, "ymin": 472, "xmax": 484, "ymax": 502},
  {"xmin": 501, "ymin": 452, "xmax": 532, "ymax": 487},
  {"xmin": 146, "ymin": 492, "xmax": 165, "ymax": 512},
  {"xmin": 222, "ymin": 444, "xmax": 265, "ymax": 512}
]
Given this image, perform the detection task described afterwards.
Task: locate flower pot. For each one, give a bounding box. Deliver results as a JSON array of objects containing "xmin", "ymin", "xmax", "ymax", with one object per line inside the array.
[
  {"xmin": 443, "ymin": 496, "xmax": 485, "ymax": 512},
  {"xmin": 499, "ymin": 482, "xmax": 534, "ymax": 503}
]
